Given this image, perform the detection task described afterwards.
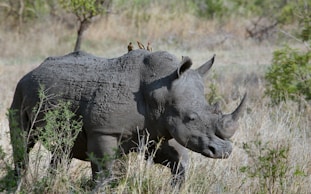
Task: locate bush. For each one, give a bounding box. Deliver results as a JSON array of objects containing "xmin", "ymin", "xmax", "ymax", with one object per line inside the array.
[
  {"xmin": 265, "ymin": 3, "xmax": 311, "ymax": 105},
  {"xmin": 31, "ymin": 90, "xmax": 83, "ymax": 193},
  {"xmin": 265, "ymin": 46, "xmax": 311, "ymax": 105},
  {"xmin": 4, "ymin": 87, "xmax": 84, "ymax": 193},
  {"xmin": 37, "ymin": 101, "xmax": 82, "ymax": 168},
  {"xmin": 297, "ymin": 1, "xmax": 311, "ymax": 42},
  {"xmin": 0, "ymin": 145, "xmax": 17, "ymax": 193},
  {"xmin": 240, "ymin": 140, "xmax": 295, "ymax": 193}
]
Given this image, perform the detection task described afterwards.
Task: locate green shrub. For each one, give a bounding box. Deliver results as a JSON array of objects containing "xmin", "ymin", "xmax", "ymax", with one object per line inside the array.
[
  {"xmin": 37, "ymin": 101, "xmax": 82, "ymax": 167},
  {"xmin": 4, "ymin": 86, "xmax": 85, "ymax": 193},
  {"xmin": 264, "ymin": 2, "xmax": 311, "ymax": 105},
  {"xmin": 0, "ymin": 145, "xmax": 18, "ymax": 192},
  {"xmin": 32, "ymin": 91, "xmax": 83, "ymax": 193},
  {"xmin": 265, "ymin": 46, "xmax": 311, "ymax": 105},
  {"xmin": 240, "ymin": 140, "xmax": 291, "ymax": 193},
  {"xmin": 297, "ymin": 2, "xmax": 311, "ymax": 42}
]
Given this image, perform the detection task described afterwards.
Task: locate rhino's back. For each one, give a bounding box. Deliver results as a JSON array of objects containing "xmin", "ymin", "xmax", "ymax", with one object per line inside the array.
[
  {"xmin": 33, "ymin": 51, "xmax": 141, "ymax": 102},
  {"xmin": 18, "ymin": 50, "xmax": 148, "ymax": 133}
]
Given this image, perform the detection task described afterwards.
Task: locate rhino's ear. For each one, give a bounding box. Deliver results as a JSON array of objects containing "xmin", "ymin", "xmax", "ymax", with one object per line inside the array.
[
  {"xmin": 196, "ymin": 54, "xmax": 215, "ymax": 77},
  {"xmin": 177, "ymin": 56, "xmax": 192, "ymax": 77}
]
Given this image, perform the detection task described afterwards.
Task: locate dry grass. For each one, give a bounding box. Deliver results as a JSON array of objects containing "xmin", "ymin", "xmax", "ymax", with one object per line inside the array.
[{"xmin": 0, "ymin": 5, "xmax": 310, "ymax": 193}]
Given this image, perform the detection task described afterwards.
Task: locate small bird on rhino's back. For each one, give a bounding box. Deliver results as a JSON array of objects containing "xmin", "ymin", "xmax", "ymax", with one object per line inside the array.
[
  {"xmin": 127, "ymin": 42, "xmax": 133, "ymax": 52},
  {"xmin": 137, "ymin": 40, "xmax": 145, "ymax": 49},
  {"xmin": 147, "ymin": 42, "xmax": 152, "ymax": 52}
]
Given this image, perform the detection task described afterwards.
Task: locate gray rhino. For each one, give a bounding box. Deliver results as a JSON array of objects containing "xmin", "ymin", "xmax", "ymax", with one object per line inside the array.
[{"xmin": 9, "ymin": 49, "xmax": 246, "ymax": 184}]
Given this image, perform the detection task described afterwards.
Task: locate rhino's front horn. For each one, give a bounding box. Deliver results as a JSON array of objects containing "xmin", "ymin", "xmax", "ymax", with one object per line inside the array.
[{"xmin": 216, "ymin": 93, "xmax": 247, "ymax": 139}]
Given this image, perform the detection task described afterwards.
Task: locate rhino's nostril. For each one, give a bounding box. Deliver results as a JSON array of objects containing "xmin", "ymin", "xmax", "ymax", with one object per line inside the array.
[{"xmin": 208, "ymin": 146, "xmax": 216, "ymax": 155}]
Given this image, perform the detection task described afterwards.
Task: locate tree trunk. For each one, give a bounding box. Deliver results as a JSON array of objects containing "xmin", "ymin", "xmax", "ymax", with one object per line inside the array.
[
  {"xmin": 17, "ymin": 0, "xmax": 24, "ymax": 33},
  {"xmin": 74, "ymin": 19, "xmax": 91, "ymax": 52}
]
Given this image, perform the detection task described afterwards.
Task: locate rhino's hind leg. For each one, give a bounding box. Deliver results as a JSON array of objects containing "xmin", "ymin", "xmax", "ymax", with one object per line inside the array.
[
  {"xmin": 87, "ymin": 134, "xmax": 118, "ymax": 180},
  {"xmin": 152, "ymin": 139, "xmax": 189, "ymax": 186}
]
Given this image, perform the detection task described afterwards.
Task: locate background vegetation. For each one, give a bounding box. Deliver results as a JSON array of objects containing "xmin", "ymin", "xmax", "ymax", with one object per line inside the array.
[{"xmin": 0, "ymin": 0, "xmax": 310, "ymax": 193}]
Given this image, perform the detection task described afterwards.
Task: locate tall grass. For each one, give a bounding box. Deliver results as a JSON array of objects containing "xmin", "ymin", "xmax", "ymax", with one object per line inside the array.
[{"xmin": 0, "ymin": 3, "xmax": 310, "ymax": 193}]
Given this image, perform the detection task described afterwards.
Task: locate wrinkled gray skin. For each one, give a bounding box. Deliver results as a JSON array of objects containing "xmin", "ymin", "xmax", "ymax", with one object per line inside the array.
[{"xmin": 10, "ymin": 49, "xmax": 246, "ymax": 184}]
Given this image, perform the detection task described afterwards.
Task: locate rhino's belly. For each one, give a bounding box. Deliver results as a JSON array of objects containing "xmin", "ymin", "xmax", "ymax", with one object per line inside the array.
[{"xmin": 80, "ymin": 100, "xmax": 145, "ymax": 136}]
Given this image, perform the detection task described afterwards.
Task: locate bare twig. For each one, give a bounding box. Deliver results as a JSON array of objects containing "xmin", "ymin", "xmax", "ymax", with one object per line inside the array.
[
  {"xmin": 0, "ymin": 3, "xmax": 11, "ymax": 9},
  {"xmin": 279, "ymin": 29, "xmax": 311, "ymax": 50},
  {"xmin": 246, "ymin": 18, "xmax": 278, "ymax": 42}
]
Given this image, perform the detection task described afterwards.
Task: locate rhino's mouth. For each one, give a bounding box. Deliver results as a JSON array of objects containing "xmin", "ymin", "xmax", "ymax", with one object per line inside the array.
[
  {"xmin": 201, "ymin": 150, "xmax": 230, "ymax": 159},
  {"xmin": 201, "ymin": 149, "xmax": 231, "ymax": 159},
  {"xmin": 201, "ymin": 143, "xmax": 232, "ymax": 159}
]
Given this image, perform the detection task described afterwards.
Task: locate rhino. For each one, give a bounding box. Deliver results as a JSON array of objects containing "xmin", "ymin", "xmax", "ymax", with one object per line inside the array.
[{"xmin": 9, "ymin": 49, "xmax": 246, "ymax": 184}]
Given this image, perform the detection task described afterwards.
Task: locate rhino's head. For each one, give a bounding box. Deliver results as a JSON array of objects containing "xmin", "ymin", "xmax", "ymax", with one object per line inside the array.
[{"xmin": 162, "ymin": 55, "xmax": 246, "ymax": 159}]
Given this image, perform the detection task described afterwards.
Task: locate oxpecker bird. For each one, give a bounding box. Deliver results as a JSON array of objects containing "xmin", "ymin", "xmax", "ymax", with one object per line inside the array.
[
  {"xmin": 128, "ymin": 42, "xmax": 133, "ymax": 52},
  {"xmin": 137, "ymin": 40, "xmax": 145, "ymax": 49},
  {"xmin": 147, "ymin": 42, "xmax": 152, "ymax": 52}
]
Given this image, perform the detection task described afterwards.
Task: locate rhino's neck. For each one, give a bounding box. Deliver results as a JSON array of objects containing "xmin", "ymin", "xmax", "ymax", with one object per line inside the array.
[
  {"xmin": 140, "ymin": 52, "xmax": 180, "ymax": 139},
  {"xmin": 142, "ymin": 83, "xmax": 173, "ymax": 139}
]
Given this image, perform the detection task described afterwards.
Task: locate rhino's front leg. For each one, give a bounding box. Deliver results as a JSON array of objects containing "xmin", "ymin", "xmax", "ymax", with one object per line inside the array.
[
  {"xmin": 153, "ymin": 139, "xmax": 189, "ymax": 186},
  {"xmin": 87, "ymin": 134, "xmax": 118, "ymax": 180}
]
